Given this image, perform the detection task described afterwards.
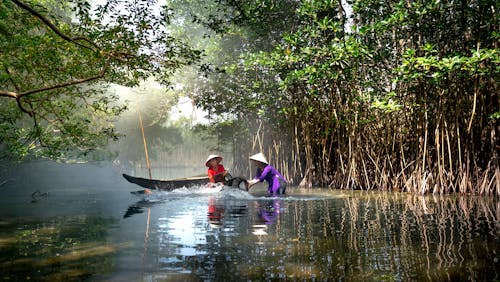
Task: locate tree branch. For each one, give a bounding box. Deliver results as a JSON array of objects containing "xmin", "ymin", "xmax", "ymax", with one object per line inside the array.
[
  {"xmin": 16, "ymin": 97, "xmax": 33, "ymax": 116},
  {"xmin": 11, "ymin": 0, "xmax": 99, "ymax": 52},
  {"xmin": 3, "ymin": 1, "xmax": 118, "ymax": 115},
  {"xmin": 0, "ymin": 90, "xmax": 19, "ymax": 99},
  {"xmin": 1, "ymin": 60, "xmax": 109, "ymax": 114},
  {"xmin": 18, "ymin": 66, "xmax": 108, "ymax": 98}
]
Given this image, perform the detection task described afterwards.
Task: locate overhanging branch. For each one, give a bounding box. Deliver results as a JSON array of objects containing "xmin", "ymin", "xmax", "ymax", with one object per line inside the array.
[
  {"xmin": 1, "ymin": 60, "xmax": 109, "ymax": 115},
  {"xmin": 17, "ymin": 64, "xmax": 108, "ymax": 98},
  {"xmin": 11, "ymin": 0, "xmax": 99, "ymax": 52}
]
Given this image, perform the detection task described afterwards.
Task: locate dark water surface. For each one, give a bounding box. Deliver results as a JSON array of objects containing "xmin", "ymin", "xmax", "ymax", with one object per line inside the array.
[{"xmin": 0, "ymin": 161, "xmax": 498, "ymax": 281}]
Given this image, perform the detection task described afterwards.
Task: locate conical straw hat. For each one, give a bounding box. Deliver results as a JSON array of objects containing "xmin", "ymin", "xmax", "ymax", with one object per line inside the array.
[
  {"xmin": 249, "ymin": 153, "xmax": 268, "ymax": 164},
  {"xmin": 205, "ymin": 154, "xmax": 223, "ymax": 167}
]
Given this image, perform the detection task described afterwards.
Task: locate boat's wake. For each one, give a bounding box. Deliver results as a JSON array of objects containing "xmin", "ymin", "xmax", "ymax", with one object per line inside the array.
[
  {"xmin": 140, "ymin": 184, "xmax": 253, "ymax": 201},
  {"xmin": 123, "ymin": 184, "xmax": 253, "ymax": 218}
]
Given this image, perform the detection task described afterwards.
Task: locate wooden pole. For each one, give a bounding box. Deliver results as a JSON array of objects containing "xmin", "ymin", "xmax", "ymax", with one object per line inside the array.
[
  {"xmin": 139, "ymin": 111, "xmax": 152, "ymax": 180},
  {"xmin": 138, "ymin": 111, "xmax": 152, "ymax": 272},
  {"xmin": 141, "ymin": 207, "xmax": 151, "ymax": 270}
]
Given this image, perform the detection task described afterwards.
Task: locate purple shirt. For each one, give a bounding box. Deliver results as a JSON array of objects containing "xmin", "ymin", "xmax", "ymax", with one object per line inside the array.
[{"xmin": 254, "ymin": 164, "xmax": 286, "ymax": 194}]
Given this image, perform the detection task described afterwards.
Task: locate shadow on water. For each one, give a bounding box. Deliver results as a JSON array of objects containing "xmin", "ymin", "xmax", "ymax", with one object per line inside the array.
[
  {"xmin": 0, "ymin": 161, "xmax": 499, "ymax": 281},
  {"xmin": 123, "ymin": 200, "xmax": 155, "ymax": 218}
]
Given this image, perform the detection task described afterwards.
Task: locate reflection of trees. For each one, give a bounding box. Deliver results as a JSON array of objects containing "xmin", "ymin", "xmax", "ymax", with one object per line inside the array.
[
  {"xmin": 240, "ymin": 192, "xmax": 498, "ymax": 281},
  {"xmin": 0, "ymin": 215, "xmax": 117, "ymax": 281},
  {"xmin": 141, "ymin": 192, "xmax": 497, "ymax": 280}
]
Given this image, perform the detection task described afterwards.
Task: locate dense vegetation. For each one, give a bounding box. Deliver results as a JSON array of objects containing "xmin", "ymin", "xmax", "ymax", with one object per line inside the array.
[
  {"xmin": 1, "ymin": 0, "xmax": 498, "ymax": 195},
  {"xmin": 0, "ymin": 0, "xmax": 200, "ymax": 160},
  {"xmin": 188, "ymin": 0, "xmax": 499, "ymax": 195}
]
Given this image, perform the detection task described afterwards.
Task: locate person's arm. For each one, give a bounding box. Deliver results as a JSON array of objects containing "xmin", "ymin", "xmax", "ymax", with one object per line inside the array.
[
  {"xmin": 257, "ymin": 166, "xmax": 272, "ymax": 182},
  {"xmin": 248, "ymin": 178, "xmax": 259, "ymax": 188},
  {"xmin": 248, "ymin": 166, "xmax": 269, "ymax": 188},
  {"xmin": 207, "ymin": 168, "xmax": 216, "ymax": 183},
  {"xmin": 213, "ymin": 165, "xmax": 228, "ymax": 183},
  {"xmin": 213, "ymin": 171, "xmax": 227, "ymax": 182}
]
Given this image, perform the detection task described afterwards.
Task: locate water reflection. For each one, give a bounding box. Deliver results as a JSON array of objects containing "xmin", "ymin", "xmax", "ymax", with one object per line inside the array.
[
  {"xmin": 145, "ymin": 191, "xmax": 249, "ymax": 281},
  {"xmin": 207, "ymin": 197, "xmax": 224, "ymax": 228},
  {"xmin": 133, "ymin": 190, "xmax": 499, "ymax": 281},
  {"xmin": 123, "ymin": 200, "xmax": 155, "ymax": 218},
  {"xmin": 256, "ymin": 199, "xmax": 282, "ymax": 225},
  {"xmin": 0, "ymin": 215, "xmax": 118, "ymax": 281},
  {"xmin": 1, "ymin": 161, "xmax": 498, "ymax": 281}
]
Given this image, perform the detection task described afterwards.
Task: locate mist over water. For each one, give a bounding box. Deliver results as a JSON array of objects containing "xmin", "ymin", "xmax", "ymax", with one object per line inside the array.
[
  {"xmin": 0, "ymin": 161, "xmax": 498, "ymax": 281},
  {"xmin": 0, "ymin": 161, "xmax": 128, "ymax": 218}
]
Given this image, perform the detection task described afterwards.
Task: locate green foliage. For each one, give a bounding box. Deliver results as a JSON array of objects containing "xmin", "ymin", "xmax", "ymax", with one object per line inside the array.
[
  {"xmin": 371, "ymin": 96, "xmax": 403, "ymax": 113},
  {"xmin": 187, "ymin": 0, "xmax": 499, "ymax": 189},
  {"xmin": 108, "ymin": 81, "xmax": 184, "ymax": 163},
  {"xmin": 398, "ymin": 47, "xmax": 499, "ymax": 83},
  {"xmin": 163, "ymin": 0, "xmax": 300, "ymax": 123},
  {"xmin": 0, "ymin": 0, "xmax": 201, "ymax": 161},
  {"xmin": 5, "ymin": 0, "xmax": 495, "ymax": 190}
]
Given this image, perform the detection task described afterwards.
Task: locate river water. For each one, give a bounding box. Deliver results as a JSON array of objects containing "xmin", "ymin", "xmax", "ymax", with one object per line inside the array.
[{"xmin": 0, "ymin": 161, "xmax": 498, "ymax": 281}]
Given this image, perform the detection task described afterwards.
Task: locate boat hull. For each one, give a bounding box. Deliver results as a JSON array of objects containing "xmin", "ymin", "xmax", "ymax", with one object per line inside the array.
[
  {"xmin": 122, "ymin": 174, "xmax": 209, "ymax": 191},
  {"xmin": 123, "ymin": 173, "xmax": 249, "ymax": 191}
]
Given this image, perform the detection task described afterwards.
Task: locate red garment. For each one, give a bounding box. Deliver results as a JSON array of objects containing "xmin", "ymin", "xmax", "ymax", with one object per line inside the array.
[
  {"xmin": 207, "ymin": 164, "xmax": 225, "ymax": 183},
  {"xmin": 208, "ymin": 198, "xmax": 224, "ymax": 226}
]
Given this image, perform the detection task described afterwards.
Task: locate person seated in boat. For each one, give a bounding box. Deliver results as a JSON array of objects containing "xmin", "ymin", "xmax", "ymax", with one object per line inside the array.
[
  {"xmin": 205, "ymin": 154, "xmax": 228, "ymax": 184},
  {"xmin": 247, "ymin": 153, "xmax": 287, "ymax": 195}
]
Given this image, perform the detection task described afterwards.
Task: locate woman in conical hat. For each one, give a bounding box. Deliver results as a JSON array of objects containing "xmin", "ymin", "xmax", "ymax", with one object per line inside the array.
[
  {"xmin": 248, "ymin": 153, "xmax": 287, "ymax": 195},
  {"xmin": 205, "ymin": 154, "xmax": 227, "ymax": 183}
]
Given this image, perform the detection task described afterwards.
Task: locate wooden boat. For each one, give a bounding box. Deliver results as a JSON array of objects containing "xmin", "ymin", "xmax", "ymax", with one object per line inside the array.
[
  {"xmin": 122, "ymin": 173, "xmax": 209, "ymax": 191},
  {"xmin": 122, "ymin": 173, "xmax": 248, "ymax": 191}
]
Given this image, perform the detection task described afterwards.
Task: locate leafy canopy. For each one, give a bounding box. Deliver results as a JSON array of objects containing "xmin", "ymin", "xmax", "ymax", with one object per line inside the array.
[{"xmin": 0, "ymin": 0, "xmax": 201, "ymax": 160}]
